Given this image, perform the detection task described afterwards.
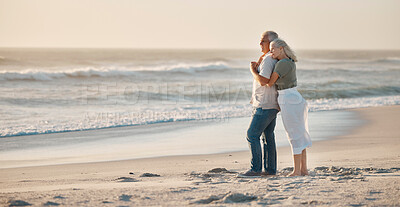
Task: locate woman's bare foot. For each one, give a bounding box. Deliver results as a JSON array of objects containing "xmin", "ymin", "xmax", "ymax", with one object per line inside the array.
[
  {"xmin": 288, "ymin": 171, "xmax": 301, "ymax": 177},
  {"xmin": 301, "ymin": 170, "xmax": 309, "ymax": 176}
]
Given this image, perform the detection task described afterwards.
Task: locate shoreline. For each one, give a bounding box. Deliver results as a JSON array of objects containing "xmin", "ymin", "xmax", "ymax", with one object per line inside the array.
[
  {"xmin": 1, "ymin": 105, "xmax": 399, "ymax": 206},
  {"xmin": 0, "ymin": 108, "xmax": 359, "ymax": 169}
]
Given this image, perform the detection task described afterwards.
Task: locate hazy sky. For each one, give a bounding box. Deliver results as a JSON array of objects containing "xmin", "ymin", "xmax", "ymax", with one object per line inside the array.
[{"xmin": 1, "ymin": 0, "xmax": 399, "ymax": 50}]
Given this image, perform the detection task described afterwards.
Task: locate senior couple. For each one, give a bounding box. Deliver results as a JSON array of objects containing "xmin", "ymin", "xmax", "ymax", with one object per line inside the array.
[{"xmin": 241, "ymin": 31, "xmax": 312, "ymax": 177}]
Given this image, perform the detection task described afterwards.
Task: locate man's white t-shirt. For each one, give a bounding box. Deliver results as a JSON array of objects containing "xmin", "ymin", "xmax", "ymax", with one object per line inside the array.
[{"xmin": 250, "ymin": 52, "xmax": 279, "ymax": 110}]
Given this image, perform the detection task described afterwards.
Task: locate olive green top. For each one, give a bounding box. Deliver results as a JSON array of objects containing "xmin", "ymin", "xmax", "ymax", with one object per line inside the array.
[{"xmin": 274, "ymin": 58, "xmax": 297, "ymax": 90}]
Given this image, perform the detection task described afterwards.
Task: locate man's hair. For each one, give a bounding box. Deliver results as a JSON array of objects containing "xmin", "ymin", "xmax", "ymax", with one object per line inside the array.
[{"xmin": 262, "ymin": 31, "xmax": 278, "ymax": 42}]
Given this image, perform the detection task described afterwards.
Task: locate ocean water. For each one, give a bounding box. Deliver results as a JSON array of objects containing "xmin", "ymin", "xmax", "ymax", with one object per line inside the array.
[
  {"xmin": 1, "ymin": 48, "xmax": 399, "ymax": 138},
  {"xmin": 0, "ymin": 110, "xmax": 360, "ymax": 168}
]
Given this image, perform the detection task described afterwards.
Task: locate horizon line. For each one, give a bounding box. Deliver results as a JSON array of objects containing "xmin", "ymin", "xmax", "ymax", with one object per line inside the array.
[{"xmin": 1, "ymin": 46, "xmax": 399, "ymax": 51}]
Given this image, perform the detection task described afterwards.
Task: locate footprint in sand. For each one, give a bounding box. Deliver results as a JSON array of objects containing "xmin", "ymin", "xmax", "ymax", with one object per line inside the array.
[
  {"xmin": 279, "ymin": 167, "xmax": 294, "ymax": 175},
  {"xmin": 259, "ymin": 195, "xmax": 289, "ymax": 205},
  {"xmin": 314, "ymin": 166, "xmax": 329, "ymax": 171},
  {"xmin": 365, "ymin": 197, "xmax": 377, "ymax": 201},
  {"xmin": 267, "ymin": 188, "xmax": 279, "ymax": 192},
  {"xmin": 140, "ymin": 173, "xmax": 160, "ymax": 177},
  {"xmin": 201, "ymin": 173, "xmax": 223, "ymax": 178},
  {"xmin": 210, "ymin": 180, "xmax": 228, "ymax": 185},
  {"xmin": 282, "ymin": 186, "xmax": 295, "ymax": 191},
  {"xmin": 208, "ymin": 168, "xmax": 237, "ymax": 174},
  {"xmin": 8, "ymin": 200, "xmax": 32, "ymax": 206},
  {"xmin": 268, "ymin": 184, "xmax": 281, "ymax": 188},
  {"xmin": 320, "ymin": 190, "xmax": 334, "ymax": 193},
  {"xmin": 368, "ymin": 190, "xmax": 382, "ymax": 195},
  {"xmin": 191, "ymin": 194, "xmax": 224, "ymax": 204},
  {"xmin": 191, "ymin": 192, "xmax": 257, "ymax": 204},
  {"xmin": 170, "ymin": 187, "xmax": 198, "ymax": 193},
  {"xmin": 348, "ymin": 203, "xmax": 365, "ymax": 207},
  {"xmin": 119, "ymin": 194, "xmax": 132, "ymax": 202},
  {"xmin": 116, "ymin": 177, "xmax": 139, "ymax": 182},
  {"xmin": 223, "ymin": 193, "xmax": 257, "ymax": 203},
  {"xmin": 272, "ymin": 196, "xmax": 289, "ymax": 201},
  {"xmin": 301, "ymin": 200, "xmax": 323, "ymax": 205},
  {"xmin": 313, "ymin": 166, "xmax": 400, "ymax": 178},
  {"xmin": 43, "ymin": 201, "xmax": 60, "ymax": 206}
]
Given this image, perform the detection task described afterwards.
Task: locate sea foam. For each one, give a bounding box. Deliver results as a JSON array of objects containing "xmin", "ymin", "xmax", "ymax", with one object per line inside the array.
[{"xmin": 1, "ymin": 95, "xmax": 399, "ymax": 138}]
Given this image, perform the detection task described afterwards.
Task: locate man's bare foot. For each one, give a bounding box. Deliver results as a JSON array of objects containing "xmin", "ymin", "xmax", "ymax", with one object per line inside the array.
[
  {"xmin": 301, "ymin": 170, "xmax": 309, "ymax": 176},
  {"xmin": 288, "ymin": 171, "xmax": 301, "ymax": 177}
]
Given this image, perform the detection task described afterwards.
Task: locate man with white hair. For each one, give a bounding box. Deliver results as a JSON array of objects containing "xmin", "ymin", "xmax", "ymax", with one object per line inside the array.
[{"xmin": 240, "ymin": 31, "xmax": 279, "ymax": 177}]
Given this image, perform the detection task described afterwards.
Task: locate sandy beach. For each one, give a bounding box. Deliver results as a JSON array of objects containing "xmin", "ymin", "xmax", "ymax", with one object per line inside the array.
[
  {"xmin": 1, "ymin": 105, "xmax": 399, "ymax": 206},
  {"xmin": 2, "ymin": 1, "xmax": 399, "ymax": 206}
]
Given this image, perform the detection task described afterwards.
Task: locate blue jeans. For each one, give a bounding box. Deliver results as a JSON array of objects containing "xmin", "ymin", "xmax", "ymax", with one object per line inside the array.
[{"xmin": 246, "ymin": 108, "xmax": 278, "ymax": 173}]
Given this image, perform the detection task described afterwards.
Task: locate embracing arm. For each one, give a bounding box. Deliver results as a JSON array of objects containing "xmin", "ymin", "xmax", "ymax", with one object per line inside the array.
[
  {"xmin": 250, "ymin": 62, "xmax": 280, "ymax": 87},
  {"xmin": 250, "ymin": 62, "xmax": 270, "ymax": 86},
  {"xmin": 266, "ymin": 72, "xmax": 279, "ymax": 87}
]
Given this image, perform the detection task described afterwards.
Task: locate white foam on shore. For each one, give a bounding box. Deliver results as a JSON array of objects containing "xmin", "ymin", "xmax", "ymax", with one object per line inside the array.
[{"xmin": 1, "ymin": 95, "xmax": 399, "ymax": 138}]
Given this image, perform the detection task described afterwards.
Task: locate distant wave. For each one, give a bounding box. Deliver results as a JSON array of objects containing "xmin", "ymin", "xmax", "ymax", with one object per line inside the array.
[
  {"xmin": 0, "ymin": 68, "xmax": 138, "ymax": 81},
  {"xmin": 300, "ymin": 85, "xmax": 400, "ymax": 99},
  {"xmin": 161, "ymin": 61, "xmax": 230, "ymax": 73},
  {"xmin": 2, "ymin": 83, "xmax": 398, "ymax": 106},
  {"xmin": 298, "ymin": 66, "xmax": 400, "ymax": 72},
  {"xmin": 0, "ymin": 61, "xmax": 231, "ymax": 81},
  {"xmin": 301, "ymin": 57, "xmax": 400, "ymax": 65},
  {"xmin": 374, "ymin": 57, "xmax": 400, "ymax": 64}
]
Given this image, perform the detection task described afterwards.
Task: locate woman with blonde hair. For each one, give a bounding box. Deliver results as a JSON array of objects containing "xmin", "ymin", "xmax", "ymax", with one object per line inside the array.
[{"xmin": 264, "ymin": 38, "xmax": 311, "ymax": 176}]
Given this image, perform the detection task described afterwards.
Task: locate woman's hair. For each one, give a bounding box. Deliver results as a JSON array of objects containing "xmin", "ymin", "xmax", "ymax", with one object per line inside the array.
[{"xmin": 271, "ymin": 38, "xmax": 298, "ymax": 62}]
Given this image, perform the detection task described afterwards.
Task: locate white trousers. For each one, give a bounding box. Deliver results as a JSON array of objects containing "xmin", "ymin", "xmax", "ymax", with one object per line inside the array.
[{"xmin": 278, "ymin": 87, "xmax": 312, "ymax": 155}]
